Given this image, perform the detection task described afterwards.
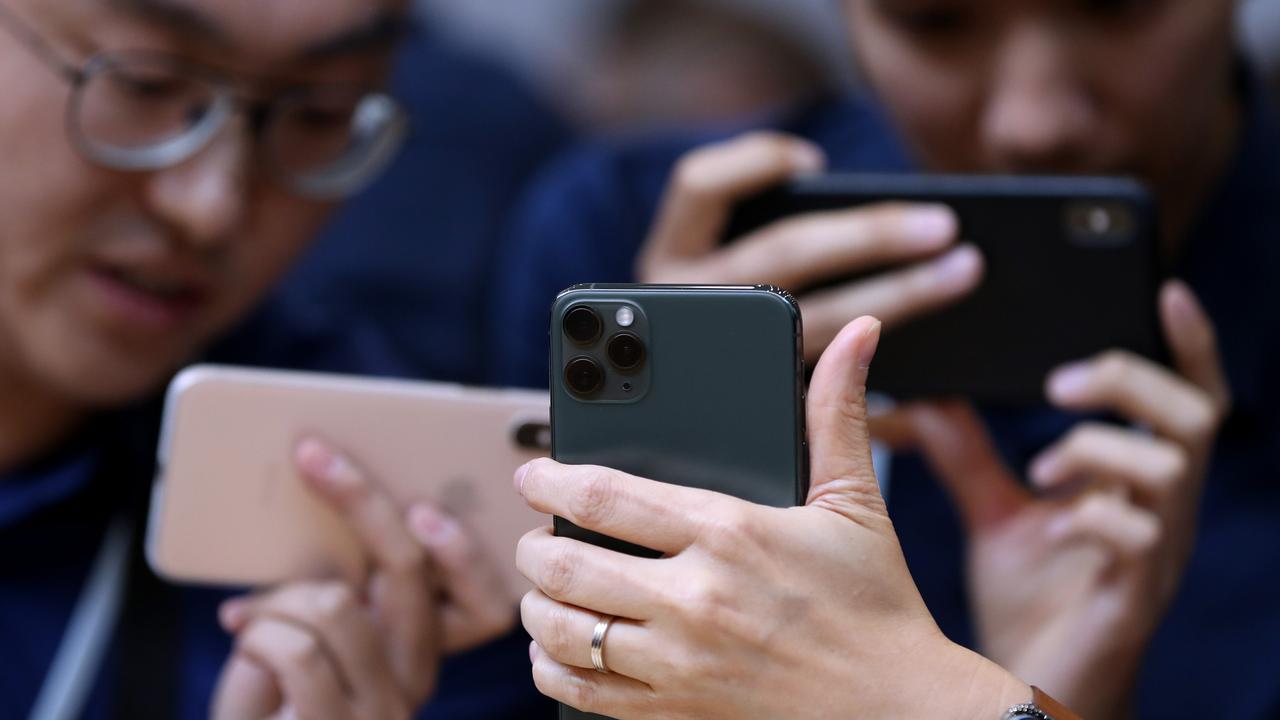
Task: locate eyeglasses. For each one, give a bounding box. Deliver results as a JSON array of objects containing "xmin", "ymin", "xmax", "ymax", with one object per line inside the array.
[{"xmin": 0, "ymin": 3, "xmax": 408, "ymax": 200}]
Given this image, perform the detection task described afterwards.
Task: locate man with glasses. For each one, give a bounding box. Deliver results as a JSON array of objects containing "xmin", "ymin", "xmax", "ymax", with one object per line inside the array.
[{"xmin": 0, "ymin": 0, "xmax": 547, "ymax": 718}]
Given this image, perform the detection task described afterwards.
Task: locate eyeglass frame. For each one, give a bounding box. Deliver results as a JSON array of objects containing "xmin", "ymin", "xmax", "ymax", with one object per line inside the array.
[{"xmin": 0, "ymin": 1, "xmax": 410, "ymax": 200}]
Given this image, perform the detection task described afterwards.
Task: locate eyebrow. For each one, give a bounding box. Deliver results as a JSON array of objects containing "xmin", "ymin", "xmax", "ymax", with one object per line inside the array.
[
  {"xmin": 109, "ymin": 0, "xmax": 409, "ymax": 59},
  {"xmin": 300, "ymin": 11, "xmax": 410, "ymax": 62},
  {"xmin": 110, "ymin": 0, "xmax": 231, "ymax": 46}
]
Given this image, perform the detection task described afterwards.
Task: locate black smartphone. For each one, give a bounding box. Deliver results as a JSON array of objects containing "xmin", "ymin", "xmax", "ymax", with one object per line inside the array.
[
  {"xmin": 550, "ymin": 284, "xmax": 808, "ymax": 720},
  {"xmin": 725, "ymin": 174, "xmax": 1166, "ymax": 405}
]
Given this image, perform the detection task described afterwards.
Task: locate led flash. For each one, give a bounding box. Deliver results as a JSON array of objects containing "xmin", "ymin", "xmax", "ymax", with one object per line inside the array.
[{"xmin": 616, "ymin": 307, "xmax": 635, "ymax": 327}]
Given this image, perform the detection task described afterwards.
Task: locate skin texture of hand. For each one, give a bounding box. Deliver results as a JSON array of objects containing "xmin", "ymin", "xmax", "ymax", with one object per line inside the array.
[
  {"xmin": 897, "ymin": 281, "xmax": 1230, "ymax": 720},
  {"xmin": 211, "ymin": 440, "xmax": 517, "ymax": 720},
  {"xmin": 635, "ymin": 132, "xmax": 985, "ymax": 362},
  {"xmin": 514, "ymin": 318, "xmax": 1036, "ymax": 720}
]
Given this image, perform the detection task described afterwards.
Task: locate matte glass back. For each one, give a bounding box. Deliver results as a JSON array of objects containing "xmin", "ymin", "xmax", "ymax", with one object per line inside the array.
[
  {"xmin": 725, "ymin": 174, "xmax": 1165, "ymax": 404},
  {"xmin": 550, "ymin": 285, "xmax": 806, "ymax": 720}
]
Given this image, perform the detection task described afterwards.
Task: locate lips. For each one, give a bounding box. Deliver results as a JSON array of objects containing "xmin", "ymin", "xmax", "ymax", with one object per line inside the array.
[
  {"xmin": 85, "ymin": 260, "xmax": 216, "ymax": 332},
  {"xmin": 100, "ymin": 265, "xmax": 209, "ymax": 303}
]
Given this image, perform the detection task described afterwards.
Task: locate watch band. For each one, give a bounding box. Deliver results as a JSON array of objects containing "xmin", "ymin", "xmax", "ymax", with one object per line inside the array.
[{"xmin": 1001, "ymin": 687, "xmax": 1083, "ymax": 720}]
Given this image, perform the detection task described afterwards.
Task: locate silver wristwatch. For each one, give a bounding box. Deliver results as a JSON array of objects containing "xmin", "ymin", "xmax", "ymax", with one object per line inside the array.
[{"xmin": 1002, "ymin": 703, "xmax": 1055, "ymax": 720}]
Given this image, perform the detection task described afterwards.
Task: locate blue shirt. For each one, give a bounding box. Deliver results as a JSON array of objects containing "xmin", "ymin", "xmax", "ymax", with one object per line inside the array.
[
  {"xmin": 276, "ymin": 28, "xmax": 571, "ymax": 384},
  {"xmin": 491, "ymin": 86, "xmax": 1280, "ymax": 718},
  {"xmin": 0, "ymin": 297, "xmax": 553, "ymax": 719}
]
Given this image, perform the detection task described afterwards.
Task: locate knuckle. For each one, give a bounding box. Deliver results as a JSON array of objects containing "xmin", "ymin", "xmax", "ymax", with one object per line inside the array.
[
  {"xmin": 543, "ymin": 605, "xmax": 578, "ymax": 660},
  {"xmin": 569, "ymin": 470, "xmax": 618, "ymax": 529},
  {"xmin": 523, "ymin": 457, "xmax": 556, "ymax": 492},
  {"xmin": 1183, "ymin": 395, "xmax": 1222, "ymax": 439},
  {"xmin": 677, "ymin": 578, "xmax": 733, "ymax": 630},
  {"xmin": 519, "ymin": 589, "xmax": 537, "ymax": 618},
  {"xmin": 565, "ymin": 679, "xmax": 600, "ymax": 714},
  {"xmin": 310, "ymin": 583, "xmax": 358, "ymax": 623},
  {"xmin": 1077, "ymin": 492, "xmax": 1116, "ymax": 522},
  {"xmin": 696, "ymin": 505, "xmax": 756, "ymax": 558},
  {"xmin": 864, "ymin": 202, "xmax": 915, "ymax": 239},
  {"xmin": 1059, "ymin": 424, "xmax": 1098, "ymax": 455},
  {"xmin": 280, "ymin": 631, "xmax": 325, "ymax": 671},
  {"xmin": 904, "ymin": 259, "xmax": 949, "ymax": 297},
  {"xmin": 539, "ymin": 545, "xmax": 581, "ymax": 599},
  {"xmin": 1138, "ymin": 517, "xmax": 1163, "ymax": 553},
  {"xmin": 736, "ymin": 130, "xmax": 794, "ymax": 158},
  {"xmin": 1095, "ymin": 351, "xmax": 1133, "ymax": 388},
  {"xmin": 671, "ymin": 153, "xmax": 719, "ymax": 199},
  {"xmin": 1156, "ymin": 444, "xmax": 1191, "ymax": 483}
]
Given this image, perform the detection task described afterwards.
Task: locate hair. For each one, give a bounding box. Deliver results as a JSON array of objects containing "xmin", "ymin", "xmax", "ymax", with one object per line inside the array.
[{"xmin": 604, "ymin": 0, "xmax": 833, "ymax": 92}]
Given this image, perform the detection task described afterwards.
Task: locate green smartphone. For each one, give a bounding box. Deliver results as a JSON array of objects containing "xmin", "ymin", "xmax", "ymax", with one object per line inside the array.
[{"xmin": 549, "ymin": 284, "xmax": 808, "ymax": 720}]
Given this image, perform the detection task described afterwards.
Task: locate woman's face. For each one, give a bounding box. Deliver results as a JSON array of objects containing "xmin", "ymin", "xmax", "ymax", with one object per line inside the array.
[{"xmin": 847, "ymin": 0, "xmax": 1238, "ymax": 207}]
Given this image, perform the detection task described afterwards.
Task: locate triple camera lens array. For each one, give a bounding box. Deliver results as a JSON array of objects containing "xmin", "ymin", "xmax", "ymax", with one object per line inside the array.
[{"xmin": 563, "ymin": 305, "xmax": 645, "ymax": 397}]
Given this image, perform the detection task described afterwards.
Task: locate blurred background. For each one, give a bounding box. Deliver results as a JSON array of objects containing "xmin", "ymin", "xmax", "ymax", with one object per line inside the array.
[
  {"xmin": 280, "ymin": 0, "xmax": 1280, "ymax": 383},
  {"xmin": 416, "ymin": 0, "xmax": 1280, "ymax": 133},
  {"xmin": 414, "ymin": 0, "xmax": 856, "ymax": 132}
]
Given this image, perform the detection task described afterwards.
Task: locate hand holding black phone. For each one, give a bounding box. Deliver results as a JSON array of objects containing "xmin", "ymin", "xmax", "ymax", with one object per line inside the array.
[{"xmin": 725, "ymin": 174, "xmax": 1166, "ymax": 404}]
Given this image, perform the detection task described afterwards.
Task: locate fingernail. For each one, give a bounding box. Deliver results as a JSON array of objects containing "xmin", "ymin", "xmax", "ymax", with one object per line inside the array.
[
  {"xmin": 529, "ymin": 641, "xmax": 539, "ymax": 663},
  {"xmin": 904, "ymin": 205, "xmax": 958, "ymax": 246},
  {"xmin": 858, "ymin": 319, "xmax": 883, "ymax": 371},
  {"xmin": 1029, "ymin": 453, "xmax": 1059, "ymax": 486},
  {"xmin": 297, "ymin": 439, "xmax": 354, "ymax": 488},
  {"xmin": 1164, "ymin": 280, "xmax": 1198, "ymax": 327},
  {"xmin": 409, "ymin": 504, "xmax": 458, "ymax": 546},
  {"xmin": 515, "ymin": 463, "xmax": 531, "ymax": 495},
  {"xmin": 790, "ymin": 143, "xmax": 825, "ymax": 173},
  {"xmin": 932, "ymin": 245, "xmax": 983, "ymax": 291},
  {"xmin": 1048, "ymin": 364, "xmax": 1091, "ymax": 402},
  {"xmin": 219, "ymin": 597, "xmax": 247, "ymax": 631}
]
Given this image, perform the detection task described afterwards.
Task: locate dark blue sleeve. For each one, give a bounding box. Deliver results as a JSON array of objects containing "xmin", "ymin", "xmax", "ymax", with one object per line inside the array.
[
  {"xmin": 275, "ymin": 32, "xmax": 571, "ymax": 385},
  {"xmin": 489, "ymin": 140, "xmax": 697, "ymax": 389}
]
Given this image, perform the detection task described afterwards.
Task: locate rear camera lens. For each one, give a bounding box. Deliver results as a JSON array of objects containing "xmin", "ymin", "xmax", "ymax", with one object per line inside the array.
[
  {"xmin": 565, "ymin": 357, "xmax": 605, "ymax": 396},
  {"xmin": 607, "ymin": 332, "xmax": 645, "ymax": 371},
  {"xmin": 564, "ymin": 306, "xmax": 602, "ymax": 345}
]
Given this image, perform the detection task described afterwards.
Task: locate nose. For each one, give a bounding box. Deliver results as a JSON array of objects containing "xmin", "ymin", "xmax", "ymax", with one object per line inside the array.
[
  {"xmin": 980, "ymin": 22, "xmax": 1097, "ymax": 172},
  {"xmin": 142, "ymin": 117, "xmax": 252, "ymax": 249}
]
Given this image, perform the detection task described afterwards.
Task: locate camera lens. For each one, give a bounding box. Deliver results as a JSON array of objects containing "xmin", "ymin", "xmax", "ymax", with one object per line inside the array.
[
  {"xmin": 563, "ymin": 305, "xmax": 602, "ymax": 345},
  {"xmin": 564, "ymin": 357, "xmax": 605, "ymax": 396},
  {"xmin": 607, "ymin": 332, "xmax": 646, "ymax": 371}
]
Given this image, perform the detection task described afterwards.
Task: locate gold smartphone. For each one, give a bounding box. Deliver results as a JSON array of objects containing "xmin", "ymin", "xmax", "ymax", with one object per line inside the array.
[{"xmin": 146, "ymin": 365, "xmax": 550, "ymax": 603}]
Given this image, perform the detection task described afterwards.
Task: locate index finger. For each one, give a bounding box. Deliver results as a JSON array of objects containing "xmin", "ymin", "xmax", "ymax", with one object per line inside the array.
[
  {"xmin": 515, "ymin": 458, "xmax": 730, "ymax": 555},
  {"xmin": 1047, "ymin": 352, "xmax": 1219, "ymax": 447},
  {"xmin": 641, "ymin": 132, "xmax": 825, "ymax": 271},
  {"xmin": 296, "ymin": 440, "xmax": 438, "ymax": 677}
]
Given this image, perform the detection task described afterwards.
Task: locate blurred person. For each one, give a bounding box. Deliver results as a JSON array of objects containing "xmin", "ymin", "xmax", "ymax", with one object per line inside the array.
[
  {"xmin": 493, "ymin": 0, "xmax": 1277, "ymax": 718},
  {"xmin": 578, "ymin": 0, "xmax": 838, "ymax": 132},
  {"xmin": 0, "ymin": 0, "xmax": 550, "ymax": 717},
  {"xmin": 276, "ymin": 23, "xmax": 571, "ymax": 384}
]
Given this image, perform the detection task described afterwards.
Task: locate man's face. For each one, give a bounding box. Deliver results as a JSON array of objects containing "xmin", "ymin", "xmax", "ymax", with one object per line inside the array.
[
  {"xmin": 848, "ymin": 0, "xmax": 1237, "ymax": 196},
  {"xmin": 0, "ymin": 0, "xmax": 404, "ymax": 405}
]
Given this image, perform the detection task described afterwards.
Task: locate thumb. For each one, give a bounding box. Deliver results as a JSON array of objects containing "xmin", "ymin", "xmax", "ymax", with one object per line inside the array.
[
  {"xmin": 805, "ymin": 316, "xmax": 884, "ymax": 517},
  {"xmin": 905, "ymin": 402, "xmax": 1030, "ymax": 531},
  {"xmin": 1160, "ymin": 280, "xmax": 1231, "ymax": 417}
]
